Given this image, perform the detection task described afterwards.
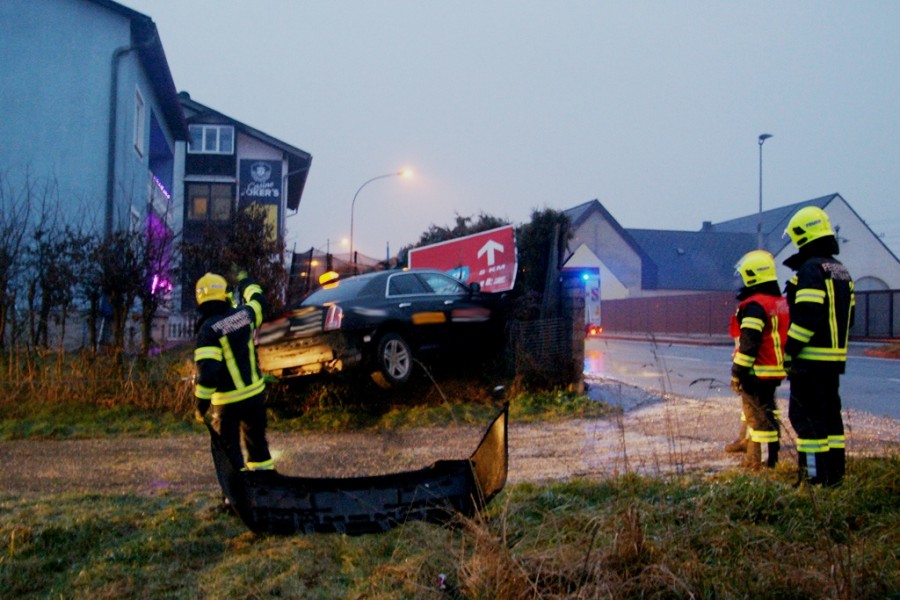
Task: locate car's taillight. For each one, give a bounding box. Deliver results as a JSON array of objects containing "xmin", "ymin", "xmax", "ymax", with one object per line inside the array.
[{"xmin": 324, "ymin": 304, "xmax": 343, "ymax": 331}]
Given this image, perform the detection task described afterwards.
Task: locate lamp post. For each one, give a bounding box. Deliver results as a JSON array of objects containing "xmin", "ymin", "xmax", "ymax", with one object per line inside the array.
[
  {"xmin": 349, "ymin": 169, "xmax": 412, "ymax": 269},
  {"xmin": 757, "ymin": 133, "xmax": 773, "ymax": 249}
]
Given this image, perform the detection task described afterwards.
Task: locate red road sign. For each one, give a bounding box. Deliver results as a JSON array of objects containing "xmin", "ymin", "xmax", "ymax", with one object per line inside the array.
[{"xmin": 407, "ymin": 225, "xmax": 517, "ymax": 293}]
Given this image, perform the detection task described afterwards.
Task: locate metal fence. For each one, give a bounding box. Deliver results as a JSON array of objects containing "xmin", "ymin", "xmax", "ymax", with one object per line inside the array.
[
  {"xmin": 601, "ymin": 292, "xmax": 735, "ymax": 338},
  {"xmin": 602, "ymin": 290, "xmax": 899, "ymax": 341},
  {"xmin": 851, "ymin": 290, "xmax": 899, "ymax": 339}
]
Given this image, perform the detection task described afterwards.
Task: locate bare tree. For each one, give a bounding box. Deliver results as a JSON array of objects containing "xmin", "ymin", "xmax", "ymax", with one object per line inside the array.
[
  {"xmin": 93, "ymin": 229, "xmax": 142, "ymax": 353},
  {"xmin": 135, "ymin": 214, "xmax": 179, "ymax": 355},
  {"xmin": 181, "ymin": 207, "xmax": 287, "ymax": 317},
  {"xmin": 0, "ymin": 170, "xmax": 31, "ymax": 349}
]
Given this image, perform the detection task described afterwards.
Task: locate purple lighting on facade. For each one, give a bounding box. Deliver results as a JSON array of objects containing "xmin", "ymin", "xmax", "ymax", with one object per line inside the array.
[
  {"xmin": 146, "ymin": 212, "xmax": 173, "ymax": 296},
  {"xmin": 152, "ymin": 174, "xmax": 171, "ymax": 200}
]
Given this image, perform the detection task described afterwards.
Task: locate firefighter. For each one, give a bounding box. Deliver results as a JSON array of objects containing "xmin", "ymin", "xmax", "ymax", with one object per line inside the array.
[
  {"xmin": 730, "ymin": 250, "xmax": 789, "ymax": 469},
  {"xmin": 782, "ymin": 206, "xmax": 855, "ymax": 486},
  {"xmin": 194, "ymin": 271, "xmax": 275, "ymax": 473}
]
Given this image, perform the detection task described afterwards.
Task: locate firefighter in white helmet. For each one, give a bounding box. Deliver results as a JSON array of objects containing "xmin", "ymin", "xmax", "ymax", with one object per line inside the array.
[
  {"xmin": 782, "ymin": 206, "xmax": 854, "ymax": 486},
  {"xmin": 194, "ymin": 271, "xmax": 274, "ymax": 473},
  {"xmin": 729, "ymin": 250, "xmax": 790, "ymax": 469}
]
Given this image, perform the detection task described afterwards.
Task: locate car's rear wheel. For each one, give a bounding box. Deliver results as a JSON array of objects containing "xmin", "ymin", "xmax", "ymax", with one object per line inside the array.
[{"xmin": 371, "ymin": 332, "xmax": 413, "ymax": 388}]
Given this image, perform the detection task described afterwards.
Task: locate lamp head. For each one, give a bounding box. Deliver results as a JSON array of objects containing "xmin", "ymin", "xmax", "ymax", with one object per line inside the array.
[{"xmin": 758, "ymin": 133, "xmax": 773, "ymax": 145}]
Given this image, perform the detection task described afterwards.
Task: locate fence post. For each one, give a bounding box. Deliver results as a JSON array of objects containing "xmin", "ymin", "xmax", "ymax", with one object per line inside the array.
[{"xmin": 561, "ymin": 273, "xmax": 585, "ymax": 393}]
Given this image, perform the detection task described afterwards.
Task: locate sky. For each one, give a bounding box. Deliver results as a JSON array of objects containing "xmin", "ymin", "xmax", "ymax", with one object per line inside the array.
[{"xmin": 120, "ymin": 0, "xmax": 900, "ymax": 260}]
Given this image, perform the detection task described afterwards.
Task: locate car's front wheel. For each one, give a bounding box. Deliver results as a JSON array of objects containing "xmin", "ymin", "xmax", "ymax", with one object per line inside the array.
[{"xmin": 371, "ymin": 332, "xmax": 413, "ymax": 388}]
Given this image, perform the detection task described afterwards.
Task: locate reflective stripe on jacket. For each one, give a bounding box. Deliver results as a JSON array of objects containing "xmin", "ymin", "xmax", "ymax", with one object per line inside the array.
[
  {"xmin": 731, "ymin": 292, "xmax": 790, "ymax": 380},
  {"xmin": 784, "ymin": 256, "xmax": 855, "ymax": 372},
  {"xmin": 194, "ymin": 280, "xmax": 268, "ymax": 405}
]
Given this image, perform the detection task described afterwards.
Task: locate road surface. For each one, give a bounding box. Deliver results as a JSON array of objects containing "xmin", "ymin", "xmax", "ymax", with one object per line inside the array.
[{"xmin": 586, "ymin": 337, "xmax": 900, "ymax": 420}]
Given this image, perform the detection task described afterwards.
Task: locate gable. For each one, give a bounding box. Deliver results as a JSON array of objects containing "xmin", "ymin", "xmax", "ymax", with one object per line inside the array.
[
  {"xmin": 563, "ymin": 243, "xmax": 629, "ymax": 300},
  {"xmin": 565, "ymin": 200, "xmax": 656, "ymax": 290}
]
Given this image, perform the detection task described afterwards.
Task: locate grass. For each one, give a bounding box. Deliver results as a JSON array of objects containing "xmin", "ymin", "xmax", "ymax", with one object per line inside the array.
[
  {"xmin": 1, "ymin": 348, "xmax": 898, "ymax": 598},
  {"xmin": 1, "ymin": 459, "xmax": 897, "ymax": 599},
  {"xmin": 0, "ymin": 348, "xmax": 612, "ymax": 439}
]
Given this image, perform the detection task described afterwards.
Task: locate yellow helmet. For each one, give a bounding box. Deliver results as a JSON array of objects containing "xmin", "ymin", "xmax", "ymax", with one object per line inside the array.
[
  {"xmin": 735, "ymin": 250, "xmax": 778, "ymax": 287},
  {"xmin": 195, "ymin": 272, "xmax": 228, "ymax": 305},
  {"xmin": 784, "ymin": 206, "xmax": 834, "ymax": 249}
]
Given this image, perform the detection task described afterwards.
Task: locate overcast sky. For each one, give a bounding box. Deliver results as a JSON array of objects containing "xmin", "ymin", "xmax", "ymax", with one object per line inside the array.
[{"xmin": 121, "ymin": 0, "xmax": 900, "ymax": 259}]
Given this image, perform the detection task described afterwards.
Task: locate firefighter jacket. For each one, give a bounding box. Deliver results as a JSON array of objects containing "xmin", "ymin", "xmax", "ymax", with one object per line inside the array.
[
  {"xmin": 194, "ymin": 279, "xmax": 268, "ymax": 406},
  {"xmin": 730, "ymin": 290, "xmax": 790, "ymax": 380},
  {"xmin": 784, "ymin": 255, "xmax": 855, "ymax": 374}
]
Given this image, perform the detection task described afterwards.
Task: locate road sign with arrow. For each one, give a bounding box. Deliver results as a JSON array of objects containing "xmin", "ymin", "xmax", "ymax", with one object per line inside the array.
[{"xmin": 408, "ymin": 225, "xmax": 517, "ymax": 293}]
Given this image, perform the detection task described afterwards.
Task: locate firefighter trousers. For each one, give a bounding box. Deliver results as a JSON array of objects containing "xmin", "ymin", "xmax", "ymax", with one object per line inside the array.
[
  {"xmin": 739, "ymin": 379, "xmax": 780, "ymax": 468},
  {"xmin": 788, "ymin": 370, "xmax": 845, "ymax": 486},
  {"xmin": 209, "ymin": 392, "xmax": 274, "ymax": 472}
]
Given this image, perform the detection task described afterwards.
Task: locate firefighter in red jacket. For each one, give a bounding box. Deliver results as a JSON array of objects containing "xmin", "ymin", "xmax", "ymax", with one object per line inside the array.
[
  {"xmin": 194, "ymin": 272, "xmax": 275, "ymax": 473},
  {"xmin": 782, "ymin": 206, "xmax": 854, "ymax": 486},
  {"xmin": 730, "ymin": 250, "xmax": 790, "ymax": 469}
]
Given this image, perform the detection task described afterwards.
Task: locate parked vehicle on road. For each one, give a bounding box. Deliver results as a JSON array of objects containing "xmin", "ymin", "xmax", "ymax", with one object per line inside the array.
[{"xmin": 256, "ymin": 269, "xmax": 508, "ymax": 387}]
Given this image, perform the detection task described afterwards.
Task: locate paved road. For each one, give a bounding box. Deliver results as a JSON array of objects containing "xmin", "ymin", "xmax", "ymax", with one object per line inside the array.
[{"xmin": 585, "ymin": 338, "xmax": 900, "ymax": 420}]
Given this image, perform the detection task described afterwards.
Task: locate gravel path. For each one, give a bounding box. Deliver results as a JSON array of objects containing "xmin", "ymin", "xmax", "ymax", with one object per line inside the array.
[{"xmin": 1, "ymin": 377, "xmax": 897, "ymax": 498}]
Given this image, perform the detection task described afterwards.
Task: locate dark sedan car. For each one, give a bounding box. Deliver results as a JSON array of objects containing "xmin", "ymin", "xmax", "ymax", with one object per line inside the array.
[{"xmin": 256, "ymin": 269, "xmax": 507, "ymax": 387}]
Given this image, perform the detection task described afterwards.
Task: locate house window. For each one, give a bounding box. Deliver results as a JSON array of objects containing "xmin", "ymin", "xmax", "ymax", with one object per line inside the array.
[
  {"xmin": 187, "ymin": 183, "xmax": 233, "ymax": 222},
  {"xmin": 133, "ymin": 89, "xmax": 145, "ymax": 157},
  {"xmin": 188, "ymin": 125, "xmax": 234, "ymax": 155}
]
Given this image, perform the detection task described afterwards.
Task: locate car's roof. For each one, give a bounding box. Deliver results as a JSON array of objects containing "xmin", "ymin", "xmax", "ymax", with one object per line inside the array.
[{"xmin": 300, "ymin": 269, "xmax": 458, "ymax": 306}]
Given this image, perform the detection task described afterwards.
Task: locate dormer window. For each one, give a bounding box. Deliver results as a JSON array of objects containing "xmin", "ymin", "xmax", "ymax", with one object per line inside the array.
[{"xmin": 188, "ymin": 124, "xmax": 234, "ymax": 155}]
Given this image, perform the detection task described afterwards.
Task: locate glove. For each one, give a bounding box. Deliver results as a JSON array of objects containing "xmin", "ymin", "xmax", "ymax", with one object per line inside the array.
[
  {"xmin": 739, "ymin": 375, "xmax": 758, "ymax": 395},
  {"xmin": 234, "ymin": 271, "xmax": 255, "ymax": 300},
  {"xmin": 194, "ymin": 398, "xmax": 210, "ymax": 423},
  {"xmin": 730, "ymin": 376, "xmax": 742, "ymax": 395}
]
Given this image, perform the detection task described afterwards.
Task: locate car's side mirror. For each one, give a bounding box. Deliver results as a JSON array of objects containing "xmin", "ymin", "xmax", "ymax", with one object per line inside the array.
[{"xmin": 469, "ymin": 282, "xmax": 481, "ymax": 295}]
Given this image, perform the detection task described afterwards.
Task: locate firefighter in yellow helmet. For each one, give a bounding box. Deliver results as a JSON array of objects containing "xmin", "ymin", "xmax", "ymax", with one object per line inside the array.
[
  {"xmin": 782, "ymin": 206, "xmax": 855, "ymax": 486},
  {"xmin": 729, "ymin": 250, "xmax": 790, "ymax": 469},
  {"xmin": 194, "ymin": 271, "xmax": 275, "ymax": 473}
]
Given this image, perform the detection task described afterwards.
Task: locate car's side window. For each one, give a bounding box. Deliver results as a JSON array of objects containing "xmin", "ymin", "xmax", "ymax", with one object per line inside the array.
[
  {"xmin": 420, "ymin": 273, "xmax": 466, "ymax": 296},
  {"xmin": 388, "ymin": 274, "xmax": 428, "ymax": 296}
]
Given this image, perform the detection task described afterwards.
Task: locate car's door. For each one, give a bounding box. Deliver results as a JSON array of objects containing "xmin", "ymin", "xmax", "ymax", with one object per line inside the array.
[
  {"xmin": 414, "ymin": 272, "xmax": 493, "ymax": 352},
  {"xmin": 385, "ymin": 271, "xmax": 452, "ymax": 351}
]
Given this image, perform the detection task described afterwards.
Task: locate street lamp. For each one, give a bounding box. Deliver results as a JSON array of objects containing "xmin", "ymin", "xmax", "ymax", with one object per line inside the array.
[
  {"xmin": 349, "ymin": 169, "xmax": 412, "ymax": 269},
  {"xmin": 757, "ymin": 133, "xmax": 773, "ymax": 249}
]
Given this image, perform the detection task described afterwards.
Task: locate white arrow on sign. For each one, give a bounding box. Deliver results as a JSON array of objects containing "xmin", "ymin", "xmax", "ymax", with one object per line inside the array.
[{"xmin": 477, "ymin": 239, "xmax": 504, "ymax": 266}]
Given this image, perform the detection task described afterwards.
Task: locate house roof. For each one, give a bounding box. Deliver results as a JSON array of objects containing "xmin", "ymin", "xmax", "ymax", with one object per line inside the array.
[
  {"xmin": 93, "ymin": 0, "xmax": 189, "ymax": 140},
  {"xmin": 627, "ymin": 228, "xmax": 755, "ymax": 291},
  {"xmin": 564, "ymin": 194, "xmax": 885, "ymax": 292},
  {"xmin": 178, "ymin": 93, "xmax": 313, "ymax": 211},
  {"xmin": 704, "ymin": 193, "xmax": 837, "ymax": 256}
]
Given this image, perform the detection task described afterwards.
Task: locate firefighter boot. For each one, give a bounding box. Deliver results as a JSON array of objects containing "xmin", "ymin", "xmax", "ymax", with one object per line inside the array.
[
  {"xmin": 797, "ymin": 452, "xmax": 827, "ymax": 486},
  {"xmin": 825, "ymin": 447, "xmax": 845, "ymax": 487},
  {"xmin": 725, "ymin": 421, "xmax": 748, "ymax": 454},
  {"xmin": 742, "ymin": 441, "xmax": 763, "ymax": 471},
  {"xmin": 764, "ymin": 441, "xmax": 780, "ymax": 469}
]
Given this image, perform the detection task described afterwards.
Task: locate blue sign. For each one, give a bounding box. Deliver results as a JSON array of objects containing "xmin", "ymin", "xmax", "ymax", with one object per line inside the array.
[{"xmin": 239, "ymin": 159, "xmax": 282, "ymax": 207}]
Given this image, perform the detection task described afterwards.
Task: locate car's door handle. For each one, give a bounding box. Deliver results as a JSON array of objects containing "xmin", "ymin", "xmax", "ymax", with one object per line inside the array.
[
  {"xmin": 443, "ymin": 300, "xmax": 454, "ymax": 305},
  {"xmin": 398, "ymin": 302, "xmax": 412, "ymax": 308}
]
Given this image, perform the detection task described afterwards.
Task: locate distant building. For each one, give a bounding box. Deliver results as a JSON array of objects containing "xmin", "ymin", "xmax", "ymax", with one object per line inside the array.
[
  {"xmin": 564, "ymin": 194, "xmax": 900, "ymax": 299},
  {"xmin": 175, "ymin": 93, "xmax": 312, "ymax": 311},
  {"xmin": 563, "ymin": 195, "xmax": 900, "ymax": 338}
]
